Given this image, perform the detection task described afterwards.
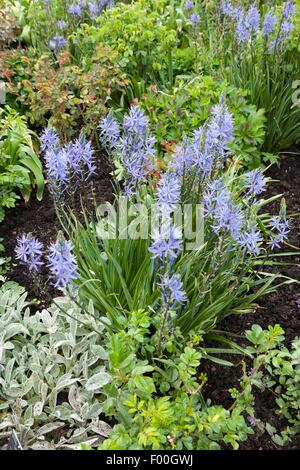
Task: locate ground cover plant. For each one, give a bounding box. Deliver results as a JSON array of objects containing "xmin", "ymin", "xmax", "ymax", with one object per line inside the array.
[{"xmin": 0, "ymin": 0, "xmax": 299, "ymax": 453}]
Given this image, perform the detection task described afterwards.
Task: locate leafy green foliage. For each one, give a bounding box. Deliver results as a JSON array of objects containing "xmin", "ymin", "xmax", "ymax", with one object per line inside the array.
[
  {"xmin": 0, "ymin": 282, "xmax": 112, "ymax": 449},
  {"xmin": 96, "ymin": 311, "xmax": 255, "ymax": 450},
  {"xmin": 0, "ymin": 237, "xmax": 10, "ymax": 282},
  {"xmin": 0, "ymin": 46, "xmax": 128, "ymax": 139},
  {"xmin": 245, "ymin": 324, "xmax": 300, "ymax": 446},
  {"xmin": 0, "ymin": 106, "xmax": 44, "ymax": 221},
  {"xmin": 72, "ymin": 0, "xmax": 193, "ymax": 89},
  {"xmin": 135, "ymin": 76, "xmax": 273, "ymax": 168}
]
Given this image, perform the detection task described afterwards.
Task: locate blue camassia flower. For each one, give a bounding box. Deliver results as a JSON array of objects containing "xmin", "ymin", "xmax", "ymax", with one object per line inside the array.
[
  {"xmin": 244, "ymin": 169, "xmax": 267, "ymax": 197},
  {"xmin": 190, "ymin": 13, "xmax": 200, "ymax": 26},
  {"xmin": 48, "ymin": 35, "xmax": 67, "ymax": 51},
  {"xmin": 99, "ymin": 114, "xmax": 121, "ymax": 147},
  {"xmin": 236, "ymin": 15, "xmax": 250, "ymax": 43},
  {"xmin": 185, "ymin": 1, "xmax": 194, "ymax": 11},
  {"xmin": 237, "ymin": 227, "xmax": 263, "ymax": 256},
  {"xmin": 47, "ymin": 239, "xmax": 78, "ymax": 287},
  {"xmin": 247, "ymin": 4, "xmax": 260, "ymax": 34},
  {"xmin": 40, "ymin": 128, "xmax": 60, "ymax": 153},
  {"xmin": 160, "ymin": 273, "xmax": 187, "ymax": 306},
  {"xmin": 15, "ymin": 234, "xmax": 44, "ymax": 272},
  {"xmin": 262, "ymin": 12, "xmax": 276, "ymax": 36},
  {"xmin": 149, "ymin": 225, "xmax": 183, "ymax": 262}
]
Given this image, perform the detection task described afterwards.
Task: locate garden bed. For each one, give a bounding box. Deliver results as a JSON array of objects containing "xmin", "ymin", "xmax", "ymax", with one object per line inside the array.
[
  {"xmin": 2, "ymin": 151, "xmax": 299, "ymax": 450},
  {"xmin": 203, "ymin": 152, "xmax": 300, "ymax": 450}
]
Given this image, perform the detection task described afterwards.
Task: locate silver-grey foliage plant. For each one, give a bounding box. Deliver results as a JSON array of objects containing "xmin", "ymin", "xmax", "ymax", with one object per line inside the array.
[{"xmin": 0, "ymin": 282, "xmax": 112, "ymax": 449}]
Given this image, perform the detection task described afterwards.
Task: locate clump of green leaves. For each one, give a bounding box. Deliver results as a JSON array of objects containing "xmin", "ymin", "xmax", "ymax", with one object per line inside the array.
[
  {"xmin": 0, "ymin": 237, "xmax": 10, "ymax": 281},
  {"xmin": 72, "ymin": 0, "xmax": 192, "ymax": 88},
  {"xmin": 135, "ymin": 76, "xmax": 274, "ymax": 168},
  {"xmin": 0, "ymin": 282, "xmax": 112, "ymax": 449},
  {"xmin": 97, "ymin": 319, "xmax": 299, "ymax": 450},
  {"xmin": 0, "ymin": 106, "xmax": 44, "ymax": 221},
  {"xmin": 245, "ymin": 324, "xmax": 300, "ymax": 446},
  {"xmin": 96, "ymin": 310, "xmax": 255, "ymax": 450},
  {"xmin": 0, "ymin": 46, "xmax": 127, "ymax": 139}
]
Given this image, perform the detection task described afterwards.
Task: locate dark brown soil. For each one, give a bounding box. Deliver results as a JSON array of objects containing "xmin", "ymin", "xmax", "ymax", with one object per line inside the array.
[
  {"xmin": 0, "ymin": 150, "xmax": 114, "ymax": 305},
  {"xmin": 1, "ymin": 151, "xmax": 299, "ymax": 450}
]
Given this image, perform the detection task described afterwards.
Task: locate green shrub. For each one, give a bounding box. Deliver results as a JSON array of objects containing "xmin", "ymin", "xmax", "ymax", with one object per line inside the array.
[
  {"xmin": 97, "ymin": 320, "xmax": 299, "ymax": 450},
  {"xmin": 245, "ymin": 324, "xmax": 300, "ymax": 446},
  {"xmin": 134, "ymin": 76, "xmax": 272, "ymax": 168},
  {"xmin": 72, "ymin": 0, "xmax": 195, "ymax": 88},
  {"xmin": 0, "ymin": 46, "xmax": 127, "ymax": 139},
  {"xmin": 0, "ymin": 106, "xmax": 44, "ymax": 221}
]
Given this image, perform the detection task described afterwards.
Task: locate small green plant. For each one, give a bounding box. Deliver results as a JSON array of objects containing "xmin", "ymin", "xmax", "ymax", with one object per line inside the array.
[
  {"xmin": 245, "ymin": 324, "xmax": 300, "ymax": 446},
  {"xmin": 96, "ymin": 310, "xmax": 255, "ymax": 450},
  {"xmin": 97, "ymin": 320, "xmax": 299, "ymax": 450},
  {"xmin": 0, "ymin": 47, "xmax": 127, "ymax": 139},
  {"xmin": 0, "ymin": 237, "xmax": 10, "ymax": 281},
  {"xmin": 0, "ymin": 106, "xmax": 44, "ymax": 221}
]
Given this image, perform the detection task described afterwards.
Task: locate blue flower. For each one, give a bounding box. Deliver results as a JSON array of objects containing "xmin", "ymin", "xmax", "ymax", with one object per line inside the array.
[
  {"xmin": 209, "ymin": 101, "xmax": 234, "ymax": 147},
  {"xmin": 47, "ymin": 239, "xmax": 78, "ymax": 288},
  {"xmin": 171, "ymin": 139, "xmax": 194, "ymax": 176},
  {"xmin": 45, "ymin": 147, "xmax": 69, "ymax": 194},
  {"xmin": 40, "ymin": 128, "xmax": 60, "ymax": 153},
  {"xmin": 221, "ymin": 1, "xmax": 235, "ymax": 17},
  {"xmin": 101, "ymin": 106, "xmax": 155, "ymax": 195},
  {"xmin": 69, "ymin": 3, "xmax": 82, "ymax": 16},
  {"xmin": 237, "ymin": 227, "xmax": 263, "ymax": 256},
  {"xmin": 149, "ymin": 225, "xmax": 183, "ymax": 262},
  {"xmin": 185, "ymin": 1, "xmax": 194, "ymax": 11},
  {"xmin": 190, "ymin": 13, "xmax": 200, "ymax": 26},
  {"xmin": 267, "ymin": 216, "xmax": 291, "ymax": 249},
  {"xmin": 283, "ymin": 1, "xmax": 295, "ymax": 19},
  {"xmin": 48, "ymin": 35, "xmax": 67, "ymax": 51},
  {"xmin": 15, "ymin": 234, "xmax": 44, "ymax": 272},
  {"xmin": 57, "ymin": 20, "xmax": 67, "ymax": 30},
  {"xmin": 236, "ymin": 15, "xmax": 250, "ymax": 43},
  {"xmin": 262, "ymin": 12, "xmax": 276, "ymax": 37},
  {"xmin": 247, "ymin": 4, "xmax": 260, "ymax": 34},
  {"xmin": 123, "ymin": 105, "xmax": 149, "ymax": 136},
  {"xmin": 157, "ymin": 172, "xmax": 181, "ymax": 207},
  {"xmin": 281, "ymin": 20, "xmax": 293, "ymax": 36},
  {"xmin": 160, "ymin": 273, "xmax": 187, "ymax": 306},
  {"xmin": 233, "ymin": 7, "xmax": 244, "ymax": 21},
  {"xmin": 99, "ymin": 114, "xmax": 121, "ymax": 147},
  {"xmin": 67, "ymin": 135, "xmax": 96, "ymax": 178},
  {"xmin": 204, "ymin": 180, "xmax": 243, "ymax": 239},
  {"xmin": 244, "ymin": 169, "xmax": 267, "ymax": 197},
  {"xmin": 88, "ymin": 2, "xmax": 100, "ymax": 19}
]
